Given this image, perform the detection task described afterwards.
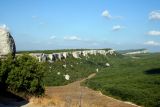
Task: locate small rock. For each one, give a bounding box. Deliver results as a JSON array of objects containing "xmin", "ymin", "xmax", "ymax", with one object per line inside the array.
[
  {"xmin": 64, "ymin": 74, "xmax": 70, "ymax": 80},
  {"xmin": 63, "ymin": 64, "xmax": 67, "ymax": 68},
  {"xmin": 96, "ymin": 68, "xmax": 99, "ymax": 72},
  {"xmin": 57, "ymin": 72, "xmax": 61, "ymax": 75},
  {"xmin": 106, "ymin": 63, "xmax": 110, "ymax": 67}
]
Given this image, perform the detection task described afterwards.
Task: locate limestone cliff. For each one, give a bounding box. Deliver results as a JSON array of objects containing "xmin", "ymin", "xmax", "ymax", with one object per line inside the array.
[{"xmin": 0, "ymin": 28, "xmax": 16, "ymax": 57}]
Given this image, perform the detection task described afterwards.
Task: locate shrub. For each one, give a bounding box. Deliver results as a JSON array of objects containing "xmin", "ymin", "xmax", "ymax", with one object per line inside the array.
[
  {"xmin": 0, "ymin": 54, "xmax": 45, "ymax": 96},
  {"xmin": 0, "ymin": 54, "xmax": 15, "ymax": 90}
]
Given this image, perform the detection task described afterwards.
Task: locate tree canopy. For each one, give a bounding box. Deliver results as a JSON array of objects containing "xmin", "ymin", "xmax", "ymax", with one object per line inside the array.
[{"xmin": 0, "ymin": 54, "xmax": 45, "ymax": 96}]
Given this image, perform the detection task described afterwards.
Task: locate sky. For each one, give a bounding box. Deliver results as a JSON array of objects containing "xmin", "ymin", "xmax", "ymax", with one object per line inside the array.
[{"xmin": 0, "ymin": 0, "xmax": 160, "ymax": 52}]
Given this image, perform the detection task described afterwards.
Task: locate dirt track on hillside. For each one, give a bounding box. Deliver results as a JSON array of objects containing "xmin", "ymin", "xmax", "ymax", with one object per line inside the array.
[{"xmin": 23, "ymin": 73, "xmax": 140, "ymax": 107}]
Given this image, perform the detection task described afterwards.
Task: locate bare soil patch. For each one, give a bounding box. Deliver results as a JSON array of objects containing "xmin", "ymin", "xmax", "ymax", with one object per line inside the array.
[{"xmin": 24, "ymin": 73, "xmax": 140, "ymax": 107}]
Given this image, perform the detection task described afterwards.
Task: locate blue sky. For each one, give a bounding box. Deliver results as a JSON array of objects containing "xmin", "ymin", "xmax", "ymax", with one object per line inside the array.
[{"xmin": 0, "ymin": 0, "xmax": 160, "ymax": 51}]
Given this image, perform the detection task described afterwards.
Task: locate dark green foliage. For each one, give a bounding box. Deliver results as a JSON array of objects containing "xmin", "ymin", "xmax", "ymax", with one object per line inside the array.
[
  {"xmin": 44, "ymin": 54, "xmax": 108, "ymax": 86},
  {"xmin": 84, "ymin": 53, "xmax": 160, "ymax": 107},
  {"xmin": 0, "ymin": 54, "xmax": 45, "ymax": 96},
  {"xmin": 0, "ymin": 54, "xmax": 15, "ymax": 90}
]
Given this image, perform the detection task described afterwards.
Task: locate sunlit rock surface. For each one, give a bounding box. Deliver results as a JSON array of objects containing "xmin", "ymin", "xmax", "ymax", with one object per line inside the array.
[{"xmin": 0, "ymin": 28, "xmax": 16, "ymax": 58}]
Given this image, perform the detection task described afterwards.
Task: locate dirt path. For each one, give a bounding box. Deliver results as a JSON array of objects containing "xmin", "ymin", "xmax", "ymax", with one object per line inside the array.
[
  {"xmin": 42, "ymin": 73, "xmax": 140, "ymax": 107},
  {"xmin": 22, "ymin": 73, "xmax": 140, "ymax": 107}
]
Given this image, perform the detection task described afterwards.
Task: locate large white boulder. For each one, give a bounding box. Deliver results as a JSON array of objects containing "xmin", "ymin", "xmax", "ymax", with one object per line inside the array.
[
  {"xmin": 0, "ymin": 28, "xmax": 16, "ymax": 58},
  {"xmin": 105, "ymin": 63, "xmax": 110, "ymax": 67},
  {"xmin": 64, "ymin": 74, "xmax": 70, "ymax": 80}
]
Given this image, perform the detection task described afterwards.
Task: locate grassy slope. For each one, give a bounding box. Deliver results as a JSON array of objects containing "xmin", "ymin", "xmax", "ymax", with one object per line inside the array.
[
  {"xmin": 84, "ymin": 53, "xmax": 160, "ymax": 107},
  {"xmin": 43, "ymin": 54, "xmax": 109, "ymax": 86}
]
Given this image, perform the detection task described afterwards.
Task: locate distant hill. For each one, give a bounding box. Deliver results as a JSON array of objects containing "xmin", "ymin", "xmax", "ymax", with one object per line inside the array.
[
  {"xmin": 16, "ymin": 48, "xmax": 112, "ymax": 54},
  {"xmin": 117, "ymin": 49, "xmax": 149, "ymax": 55}
]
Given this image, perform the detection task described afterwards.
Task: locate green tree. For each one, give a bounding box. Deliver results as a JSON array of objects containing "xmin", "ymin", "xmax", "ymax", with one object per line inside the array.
[
  {"xmin": 0, "ymin": 54, "xmax": 45, "ymax": 96},
  {"xmin": 6, "ymin": 54, "xmax": 45, "ymax": 96},
  {"xmin": 0, "ymin": 54, "xmax": 15, "ymax": 90}
]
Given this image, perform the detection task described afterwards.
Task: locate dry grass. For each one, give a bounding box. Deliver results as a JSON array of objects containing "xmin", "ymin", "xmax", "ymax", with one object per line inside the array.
[
  {"xmin": 27, "ymin": 96, "xmax": 101, "ymax": 107},
  {"xmin": 28, "ymin": 96, "xmax": 65, "ymax": 107}
]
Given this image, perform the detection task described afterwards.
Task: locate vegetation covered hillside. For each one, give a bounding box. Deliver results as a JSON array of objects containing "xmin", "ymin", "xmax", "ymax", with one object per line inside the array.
[
  {"xmin": 84, "ymin": 53, "xmax": 160, "ymax": 107},
  {"xmin": 43, "ymin": 54, "xmax": 111, "ymax": 86}
]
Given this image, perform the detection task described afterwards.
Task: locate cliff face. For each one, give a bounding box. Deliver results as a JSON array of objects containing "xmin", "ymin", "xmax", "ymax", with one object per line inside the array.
[
  {"xmin": 29, "ymin": 49, "xmax": 116, "ymax": 62},
  {"xmin": 0, "ymin": 28, "xmax": 16, "ymax": 57}
]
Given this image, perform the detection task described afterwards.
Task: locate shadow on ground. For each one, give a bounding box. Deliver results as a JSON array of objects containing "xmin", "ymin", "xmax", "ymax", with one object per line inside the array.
[
  {"xmin": 144, "ymin": 68, "xmax": 160, "ymax": 74},
  {"xmin": 0, "ymin": 91, "xmax": 28, "ymax": 107}
]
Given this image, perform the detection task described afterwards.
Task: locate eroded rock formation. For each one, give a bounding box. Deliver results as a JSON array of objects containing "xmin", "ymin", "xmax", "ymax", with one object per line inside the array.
[
  {"xmin": 0, "ymin": 28, "xmax": 16, "ymax": 58},
  {"xmin": 30, "ymin": 49, "xmax": 116, "ymax": 62}
]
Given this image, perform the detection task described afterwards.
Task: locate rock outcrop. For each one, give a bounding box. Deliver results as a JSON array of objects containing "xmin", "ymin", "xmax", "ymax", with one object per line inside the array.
[
  {"xmin": 72, "ymin": 51, "xmax": 80, "ymax": 58},
  {"xmin": 0, "ymin": 28, "xmax": 16, "ymax": 58},
  {"xmin": 29, "ymin": 49, "xmax": 116, "ymax": 62}
]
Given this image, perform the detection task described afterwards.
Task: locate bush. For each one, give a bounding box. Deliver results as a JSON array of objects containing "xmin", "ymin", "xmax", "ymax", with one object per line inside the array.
[
  {"xmin": 0, "ymin": 54, "xmax": 45, "ymax": 96},
  {"xmin": 0, "ymin": 54, "xmax": 15, "ymax": 90}
]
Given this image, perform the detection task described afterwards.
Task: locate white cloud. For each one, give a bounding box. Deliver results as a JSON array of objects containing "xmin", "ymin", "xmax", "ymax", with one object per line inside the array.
[
  {"xmin": 149, "ymin": 10, "xmax": 160, "ymax": 20},
  {"xmin": 50, "ymin": 36, "xmax": 56, "ymax": 39},
  {"xmin": 144, "ymin": 40, "xmax": 160, "ymax": 46},
  {"xmin": 102, "ymin": 10, "xmax": 123, "ymax": 20},
  {"xmin": 102, "ymin": 10, "xmax": 112, "ymax": 19},
  {"xmin": 0, "ymin": 24, "xmax": 9, "ymax": 31},
  {"xmin": 147, "ymin": 30, "xmax": 160, "ymax": 36},
  {"xmin": 64, "ymin": 36, "xmax": 81, "ymax": 41},
  {"xmin": 112, "ymin": 25, "xmax": 124, "ymax": 31}
]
